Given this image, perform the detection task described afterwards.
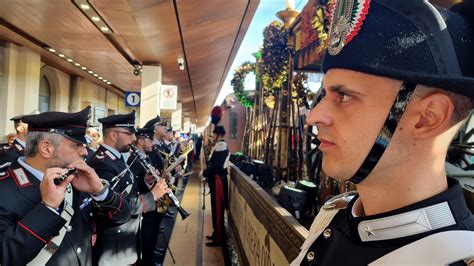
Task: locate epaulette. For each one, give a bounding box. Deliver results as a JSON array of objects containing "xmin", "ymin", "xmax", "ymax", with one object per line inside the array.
[
  {"xmin": 322, "ymin": 191, "xmax": 358, "ymax": 210},
  {"xmin": 93, "ymin": 150, "xmax": 106, "ymax": 161},
  {"xmin": 213, "ymin": 141, "xmax": 228, "ymax": 152},
  {"xmin": 104, "ymin": 150, "xmax": 117, "ymax": 161},
  {"xmin": 0, "ymin": 162, "xmax": 11, "ymax": 180},
  {"xmin": 1, "ymin": 145, "xmax": 11, "ymax": 151}
]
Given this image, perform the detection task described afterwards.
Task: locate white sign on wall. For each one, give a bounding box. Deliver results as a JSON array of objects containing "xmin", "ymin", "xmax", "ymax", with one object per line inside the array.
[
  {"xmin": 171, "ymin": 103, "xmax": 182, "ymax": 131},
  {"xmin": 160, "ymin": 85, "xmax": 177, "ymax": 110}
]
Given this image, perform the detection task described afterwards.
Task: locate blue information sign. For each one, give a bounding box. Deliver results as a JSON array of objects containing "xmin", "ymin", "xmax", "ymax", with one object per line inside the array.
[{"xmin": 125, "ymin": 92, "xmax": 141, "ymax": 107}]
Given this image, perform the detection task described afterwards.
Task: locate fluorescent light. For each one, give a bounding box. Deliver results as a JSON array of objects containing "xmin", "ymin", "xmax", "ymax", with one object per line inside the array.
[
  {"xmin": 91, "ymin": 16, "xmax": 100, "ymax": 22},
  {"xmin": 67, "ymin": 58, "xmax": 74, "ymax": 62},
  {"xmin": 100, "ymin": 27, "xmax": 109, "ymax": 32},
  {"xmin": 93, "ymin": 73, "xmax": 98, "ymax": 77},
  {"xmin": 47, "ymin": 48, "xmax": 56, "ymax": 53},
  {"xmin": 74, "ymin": 63, "xmax": 81, "ymax": 66},
  {"xmin": 81, "ymin": 66, "xmax": 87, "ymax": 70},
  {"xmin": 80, "ymin": 4, "xmax": 90, "ymax": 10},
  {"xmin": 107, "ymin": 82, "xmax": 111, "ymax": 85},
  {"xmin": 98, "ymin": 77, "xmax": 103, "ymax": 80},
  {"xmin": 58, "ymin": 54, "xmax": 65, "ymax": 58},
  {"xmin": 103, "ymin": 79, "xmax": 108, "ymax": 82},
  {"xmin": 88, "ymin": 70, "xmax": 93, "ymax": 74}
]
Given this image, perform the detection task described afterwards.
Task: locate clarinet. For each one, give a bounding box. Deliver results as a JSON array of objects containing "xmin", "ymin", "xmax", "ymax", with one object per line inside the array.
[
  {"xmin": 130, "ymin": 144, "xmax": 190, "ymax": 220},
  {"xmin": 53, "ymin": 167, "xmax": 77, "ymax": 185}
]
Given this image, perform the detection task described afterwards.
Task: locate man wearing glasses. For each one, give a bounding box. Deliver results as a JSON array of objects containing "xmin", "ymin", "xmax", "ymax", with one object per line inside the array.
[{"xmin": 88, "ymin": 111, "xmax": 169, "ymax": 265}]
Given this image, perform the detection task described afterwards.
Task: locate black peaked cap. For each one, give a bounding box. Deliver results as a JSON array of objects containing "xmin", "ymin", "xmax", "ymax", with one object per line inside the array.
[
  {"xmin": 143, "ymin": 115, "xmax": 164, "ymax": 128},
  {"xmin": 98, "ymin": 110, "xmax": 137, "ymax": 133},
  {"xmin": 22, "ymin": 106, "xmax": 92, "ymax": 144},
  {"xmin": 136, "ymin": 127, "xmax": 155, "ymax": 140}
]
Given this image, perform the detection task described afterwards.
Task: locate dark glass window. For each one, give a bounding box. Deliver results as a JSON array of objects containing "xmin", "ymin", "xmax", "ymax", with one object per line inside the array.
[{"xmin": 230, "ymin": 112, "xmax": 238, "ymax": 139}]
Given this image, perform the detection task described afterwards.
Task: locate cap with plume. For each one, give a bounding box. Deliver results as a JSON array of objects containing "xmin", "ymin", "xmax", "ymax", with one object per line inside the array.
[{"xmin": 210, "ymin": 106, "xmax": 223, "ymax": 125}]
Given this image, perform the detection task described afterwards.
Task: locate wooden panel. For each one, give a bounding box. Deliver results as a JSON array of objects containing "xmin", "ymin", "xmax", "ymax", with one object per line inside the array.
[{"xmin": 0, "ymin": 0, "xmax": 260, "ymax": 126}]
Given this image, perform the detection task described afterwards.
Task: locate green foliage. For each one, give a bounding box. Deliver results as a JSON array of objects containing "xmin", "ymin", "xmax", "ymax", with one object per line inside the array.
[
  {"xmin": 261, "ymin": 21, "xmax": 289, "ymax": 96},
  {"xmin": 230, "ymin": 61, "xmax": 256, "ymax": 107}
]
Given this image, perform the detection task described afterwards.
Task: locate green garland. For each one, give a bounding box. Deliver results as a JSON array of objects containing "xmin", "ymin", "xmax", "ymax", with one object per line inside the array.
[
  {"xmin": 261, "ymin": 21, "xmax": 289, "ymax": 96},
  {"xmin": 231, "ymin": 61, "xmax": 256, "ymax": 107}
]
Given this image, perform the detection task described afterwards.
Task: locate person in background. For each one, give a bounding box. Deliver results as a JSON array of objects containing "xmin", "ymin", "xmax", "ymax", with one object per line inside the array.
[
  {"xmin": 127, "ymin": 126, "xmax": 168, "ymax": 263},
  {"xmin": 202, "ymin": 125, "xmax": 230, "ymax": 247},
  {"xmin": 0, "ymin": 114, "xmax": 29, "ymax": 165}
]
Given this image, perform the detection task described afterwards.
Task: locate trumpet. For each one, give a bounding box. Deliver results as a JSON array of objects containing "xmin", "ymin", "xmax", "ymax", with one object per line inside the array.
[{"xmin": 129, "ymin": 144, "xmax": 190, "ymax": 220}]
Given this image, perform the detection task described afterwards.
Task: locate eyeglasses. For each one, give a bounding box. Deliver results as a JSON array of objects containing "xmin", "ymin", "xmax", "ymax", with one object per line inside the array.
[{"xmin": 113, "ymin": 130, "xmax": 134, "ymax": 136}]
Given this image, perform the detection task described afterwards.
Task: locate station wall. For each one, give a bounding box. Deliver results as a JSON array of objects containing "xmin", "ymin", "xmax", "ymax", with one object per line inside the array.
[{"xmin": 0, "ymin": 42, "xmax": 131, "ymax": 142}]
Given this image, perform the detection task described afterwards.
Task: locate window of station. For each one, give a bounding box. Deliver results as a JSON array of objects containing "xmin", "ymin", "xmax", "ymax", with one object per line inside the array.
[
  {"xmin": 38, "ymin": 75, "xmax": 51, "ymax": 113},
  {"xmin": 230, "ymin": 112, "xmax": 238, "ymax": 139}
]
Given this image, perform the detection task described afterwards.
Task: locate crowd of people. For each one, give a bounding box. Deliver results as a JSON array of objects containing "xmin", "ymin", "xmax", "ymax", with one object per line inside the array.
[{"xmin": 0, "ymin": 106, "xmax": 228, "ymax": 265}]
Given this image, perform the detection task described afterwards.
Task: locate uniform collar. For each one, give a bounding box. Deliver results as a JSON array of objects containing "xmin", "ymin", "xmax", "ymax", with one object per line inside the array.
[
  {"xmin": 15, "ymin": 139, "xmax": 26, "ymax": 148},
  {"xmin": 101, "ymin": 143, "xmax": 122, "ymax": 159},
  {"xmin": 16, "ymin": 156, "xmax": 43, "ymax": 182},
  {"xmin": 348, "ymin": 178, "xmax": 469, "ymax": 242}
]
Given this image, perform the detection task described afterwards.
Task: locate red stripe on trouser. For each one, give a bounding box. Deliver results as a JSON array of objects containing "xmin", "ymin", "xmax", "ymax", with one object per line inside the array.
[{"xmin": 214, "ymin": 174, "xmax": 224, "ymax": 243}]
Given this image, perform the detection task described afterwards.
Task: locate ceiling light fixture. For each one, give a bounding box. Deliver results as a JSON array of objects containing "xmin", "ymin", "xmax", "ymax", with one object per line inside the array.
[
  {"xmin": 43, "ymin": 45, "xmax": 112, "ymax": 87},
  {"xmin": 73, "ymin": 0, "xmax": 113, "ymax": 35}
]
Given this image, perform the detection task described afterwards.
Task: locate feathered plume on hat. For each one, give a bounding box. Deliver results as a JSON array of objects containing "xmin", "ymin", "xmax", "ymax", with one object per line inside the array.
[{"xmin": 210, "ymin": 106, "xmax": 223, "ymax": 125}]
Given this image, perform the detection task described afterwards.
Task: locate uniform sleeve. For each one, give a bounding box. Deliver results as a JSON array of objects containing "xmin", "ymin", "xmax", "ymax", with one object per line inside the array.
[
  {"xmin": 88, "ymin": 160, "xmax": 118, "ymax": 183},
  {"xmin": 91, "ymin": 159, "xmax": 154, "ymax": 220},
  {"xmin": 0, "ymin": 203, "xmax": 66, "ymax": 265},
  {"xmin": 93, "ymin": 188, "xmax": 131, "ymax": 226}
]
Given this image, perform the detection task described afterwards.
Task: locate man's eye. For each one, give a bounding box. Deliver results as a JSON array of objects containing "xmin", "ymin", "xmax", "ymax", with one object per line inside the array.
[{"xmin": 339, "ymin": 92, "xmax": 352, "ymax": 102}]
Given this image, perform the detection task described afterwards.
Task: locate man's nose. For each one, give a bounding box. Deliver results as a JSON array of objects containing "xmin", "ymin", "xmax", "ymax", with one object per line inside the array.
[{"xmin": 306, "ymin": 98, "xmax": 332, "ymax": 126}]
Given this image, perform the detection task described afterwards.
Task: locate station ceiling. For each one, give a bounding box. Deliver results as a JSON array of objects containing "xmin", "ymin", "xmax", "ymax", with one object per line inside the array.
[{"xmin": 0, "ymin": 0, "xmax": 259, "ymax": 126}]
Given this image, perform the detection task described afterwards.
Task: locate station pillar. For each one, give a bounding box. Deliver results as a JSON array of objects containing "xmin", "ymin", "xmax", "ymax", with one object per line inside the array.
[{"xmin": 139, "ymin": 65, "xmax": 162, "ymax": 127}]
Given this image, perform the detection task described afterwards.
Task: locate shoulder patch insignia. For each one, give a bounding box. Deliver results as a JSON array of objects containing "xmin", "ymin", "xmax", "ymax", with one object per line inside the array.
[
  {"xmin": 104, "ymin": 150, "xmax": 117, "ymax": 161},
  {"xmin": 12, "ymin": 168, "xmax": 32, "ymax": 187},
  {"xmin": 94, "ymin": 151, "xmax": 105, "ymax": 160}
]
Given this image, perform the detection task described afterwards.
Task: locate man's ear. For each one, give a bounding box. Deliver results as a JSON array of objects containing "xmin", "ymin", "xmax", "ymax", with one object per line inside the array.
[
  {"xmin": 413, "ymin": 92, "xmax": 454, "ymax": 138},
  {"xmin": 38, "ymin": 140, "xmax": 55, "ymax": 158},
  {"xmin": 16, "ymin": 125, "xmax": 26, "ymax": 133}
]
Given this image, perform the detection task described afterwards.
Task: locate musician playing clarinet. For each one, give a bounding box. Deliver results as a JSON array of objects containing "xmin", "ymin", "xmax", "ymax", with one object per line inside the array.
[
  {"xmin": 88, "ymin": 111, "xmax": 169, "ymax": 265},
  {"xmin": 128, "ymin": 126, "xmax": 167, "ymax": 264},
  {"xmin": 0, "ymin": 106, "xmax": 131, "ymax": 265}
]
